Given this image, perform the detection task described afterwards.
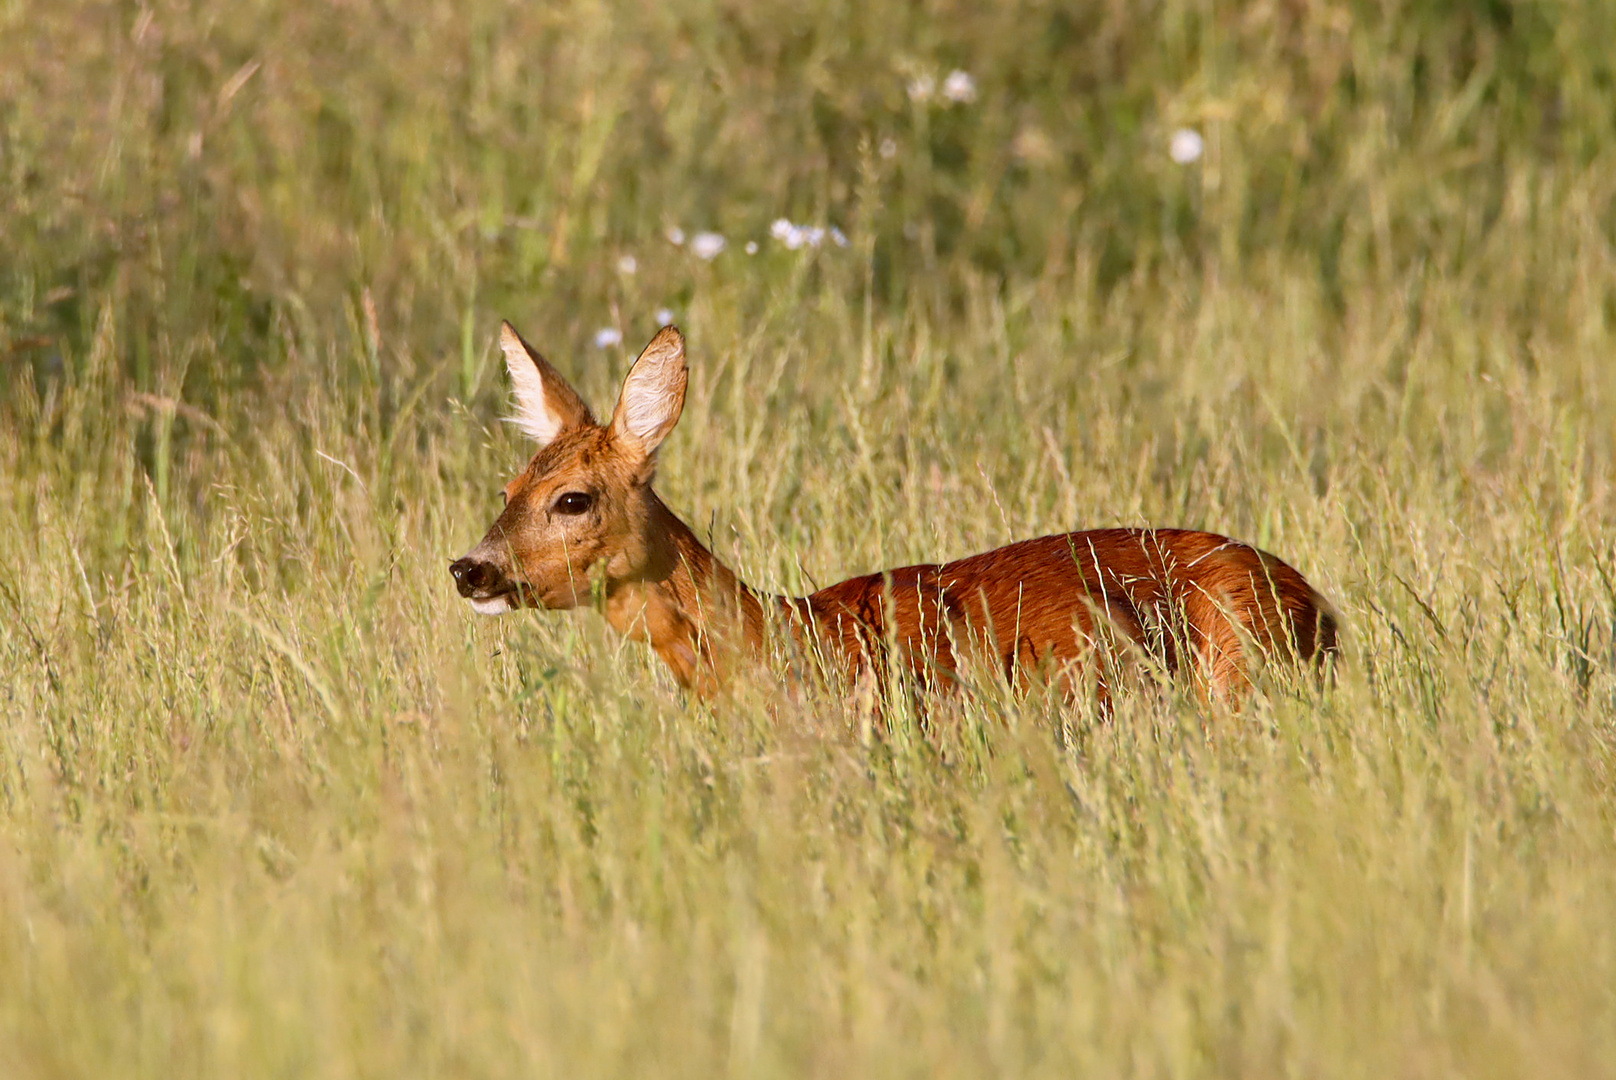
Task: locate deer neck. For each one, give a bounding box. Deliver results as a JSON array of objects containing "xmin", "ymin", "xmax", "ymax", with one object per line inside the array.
[{"xmin": 602, "ymin": 491, "xmax": 771, "ymax": 694}]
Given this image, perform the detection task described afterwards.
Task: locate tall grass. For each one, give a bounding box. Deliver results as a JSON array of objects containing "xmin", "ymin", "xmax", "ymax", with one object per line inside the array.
[{"xmin": 2, "ymin": 1, "xmax": 1614, "ymax": 1075}]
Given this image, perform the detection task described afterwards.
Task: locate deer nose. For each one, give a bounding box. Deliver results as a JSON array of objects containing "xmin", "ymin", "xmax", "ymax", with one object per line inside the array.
[{"xmin": 449, "ymin": 557, "xmax": 503, "ymax": 597}]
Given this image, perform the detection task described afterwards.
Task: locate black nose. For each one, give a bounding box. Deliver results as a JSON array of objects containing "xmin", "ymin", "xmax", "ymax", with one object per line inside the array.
[{"xmin": 449, "ymin": 557, "xmax": 503, "ymax": 597}]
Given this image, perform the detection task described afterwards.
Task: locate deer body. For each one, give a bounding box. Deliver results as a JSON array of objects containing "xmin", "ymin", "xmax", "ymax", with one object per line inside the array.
[{"xmin": 451, "ymin": 324, "xmax": 1337, "ymax": 705}]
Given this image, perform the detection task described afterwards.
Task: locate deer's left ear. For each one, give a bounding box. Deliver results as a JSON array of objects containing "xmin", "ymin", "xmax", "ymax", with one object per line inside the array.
[
  {"xmin": 609, "ymin": 325, "xmax": 687, "ymax": 460},
  {"xmin": 501, "ymin": 321, "xmax": 594, "ymax": 445}
]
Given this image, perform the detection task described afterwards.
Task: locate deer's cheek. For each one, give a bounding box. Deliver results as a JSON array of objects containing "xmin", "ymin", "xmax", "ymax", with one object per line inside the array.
[
  {"xmin": 525, "ymin": 545, "xmax": 601, "ymax": 596},
  {"xmin": 539, "ymin": 581, "xmax": 588, "ymax": 610}
]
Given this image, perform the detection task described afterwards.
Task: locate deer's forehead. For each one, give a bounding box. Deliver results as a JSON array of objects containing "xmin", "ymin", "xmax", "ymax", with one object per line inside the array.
[{"xmin": 511, "ymin": 428, "xmax": 628, "ymax": 492}]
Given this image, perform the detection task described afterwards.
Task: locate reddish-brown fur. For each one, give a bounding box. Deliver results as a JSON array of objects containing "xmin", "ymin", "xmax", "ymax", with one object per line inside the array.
[
  {"xmin": 788, "ymin": 528, "xmax": 1336, "ymax": 705},
  {"xmin": 451, "ymin": 323, "xmax": 1338, "ymax": 707}
]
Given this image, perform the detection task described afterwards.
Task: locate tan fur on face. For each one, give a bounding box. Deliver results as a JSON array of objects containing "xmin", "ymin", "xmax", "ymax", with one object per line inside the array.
[{"xmin": 467, "ymin": 424, "xmax": 671, "ymax": 609}]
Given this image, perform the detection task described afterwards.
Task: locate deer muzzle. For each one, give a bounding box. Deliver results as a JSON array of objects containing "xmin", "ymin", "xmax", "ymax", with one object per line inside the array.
[{"xmin": 449, "ymin": 555, "xmax": 518, "ymax": 615}]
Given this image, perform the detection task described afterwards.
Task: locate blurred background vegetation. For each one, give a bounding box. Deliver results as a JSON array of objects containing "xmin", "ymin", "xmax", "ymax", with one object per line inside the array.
[
  {"xmin": 2, "ymin": 1, "xmax": 1615, "ymax": 1077},
  {"xmin": 8, "ymin": 0, "xmax": 1616, "ymax": 406}
]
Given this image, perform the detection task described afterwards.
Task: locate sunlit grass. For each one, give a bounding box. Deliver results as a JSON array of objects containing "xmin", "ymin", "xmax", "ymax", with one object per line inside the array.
[{"xmin": 1, "ymin": 1, "xmax": 1614, "ymax": 1076}]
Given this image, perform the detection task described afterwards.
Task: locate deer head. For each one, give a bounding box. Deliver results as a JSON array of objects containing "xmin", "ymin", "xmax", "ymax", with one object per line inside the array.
[{"xmin": 449, "ymin": 322, "xmax": 688, "ymax": 615}]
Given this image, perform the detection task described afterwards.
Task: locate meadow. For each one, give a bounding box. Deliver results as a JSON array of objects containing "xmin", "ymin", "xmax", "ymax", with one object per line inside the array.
[{"xmin": 2, "ymin": 1, "xmax": 1614, "ymax": 1076}]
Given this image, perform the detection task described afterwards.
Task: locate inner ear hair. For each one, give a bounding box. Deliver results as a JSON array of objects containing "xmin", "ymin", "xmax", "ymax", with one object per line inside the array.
[
  {"xmin": 501, "ymin": 320, "xmax": 594, "ymax": 444},
  {"xmin": 610, "ymin": 325, "xmax": 688, "ymax": 456}
]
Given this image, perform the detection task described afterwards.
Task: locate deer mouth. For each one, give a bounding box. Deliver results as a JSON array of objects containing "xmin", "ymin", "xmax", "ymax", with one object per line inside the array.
[{"xmin": 465, "ymin": 582, "xmax": 544, "ymax": 615}]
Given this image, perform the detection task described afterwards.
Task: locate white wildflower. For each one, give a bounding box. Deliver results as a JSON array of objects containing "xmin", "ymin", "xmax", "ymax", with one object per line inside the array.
[
  {"xmin": 941, "ymin": 70, "xmax": 976, "ymax": 104},
  {"xmin": 772, "ymin": 218, "xmax": 809, "ymax": 249},
  {"xmin": 616, "ymin": 254, "xmax": 638, "ymax": 275},
  {"xmin": 906, "ymin": 74, "xmax": 935, "ymax": 102},
  {"xmin": 594, "ymin": 327, "xmax": 623, "ymax": 348},
  {"xmin": 769, "ymin": 217, "xmax": 848, "ymax": 252},
  {"xmin": 655, "ymin": 308, "xmax": 675, "ymax": 326},
  {"xmin": 665, "ymin": 226, "xmax": 686, "ymax": 246},
  {"xmin": 878, "ymin": 137, "xmax": 898, "ymax": 160},
  {"xmin": 744, "ymin": 240, "xmax": 758, "ymax": 255},
  {"xmin": 1169, "ymin": 128, "xmax": 1204, "ymax": 165},
  {"xmin": 689, "ymin": 231, "xmax": 726, "ymax": 260}
]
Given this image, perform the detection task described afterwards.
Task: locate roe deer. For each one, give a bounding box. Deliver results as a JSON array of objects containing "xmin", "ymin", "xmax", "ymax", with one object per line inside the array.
[{"xmin": 450, "ymin": 323, "xmax": 1338, "ymax": 706}]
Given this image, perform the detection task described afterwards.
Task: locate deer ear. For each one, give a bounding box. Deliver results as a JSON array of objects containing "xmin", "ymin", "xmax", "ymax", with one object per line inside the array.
[
  {"xmin": 609, "ymin": 325, "xmax": 687, "ymax": 459},
  {"xmin": 500, "ymin": 321, "xmax": 594, "ymax": 445}
]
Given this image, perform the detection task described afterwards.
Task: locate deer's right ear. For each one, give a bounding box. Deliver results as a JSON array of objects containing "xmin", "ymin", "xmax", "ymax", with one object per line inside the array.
[{"xmin": 500, "ymin": 321, "xmax": 594, "ymax": 445}]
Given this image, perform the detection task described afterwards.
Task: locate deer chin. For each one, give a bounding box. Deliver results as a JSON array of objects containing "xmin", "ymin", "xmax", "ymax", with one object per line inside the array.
[{"xmin": 468, "ymin": 594, "xmax": 515, "ymax": 616}]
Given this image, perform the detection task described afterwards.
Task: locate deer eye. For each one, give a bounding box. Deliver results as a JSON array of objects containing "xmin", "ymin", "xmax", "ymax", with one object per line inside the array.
[
  {"xmin": 553, "ymin": 491, "xmax": 594, "ymax": 515},
  {"xmin": 498, "ymin": 489, "xmax": 508, "ymax": 506}
]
